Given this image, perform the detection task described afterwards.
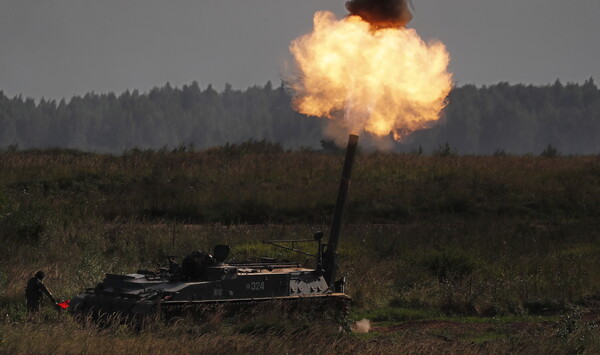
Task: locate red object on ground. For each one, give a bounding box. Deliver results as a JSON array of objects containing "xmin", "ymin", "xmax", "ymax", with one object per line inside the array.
[{"xmin": 57, "ymin": 300, "xmax": 70, "ymax": 309}]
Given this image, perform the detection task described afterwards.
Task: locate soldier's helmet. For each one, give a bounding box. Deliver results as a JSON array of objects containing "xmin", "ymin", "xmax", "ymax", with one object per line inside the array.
[
  {"xmin": 35, "ymin": 271, "xmax": 45, "ymax": 280},
  {"xmin": 192, "ymin": 250, "xmax": 203, "ymax": 258}
]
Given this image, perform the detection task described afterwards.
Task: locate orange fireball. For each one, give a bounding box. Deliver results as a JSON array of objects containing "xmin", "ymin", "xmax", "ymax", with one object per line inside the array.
[{"xmin": 288, "ymin": 11, "xmax": 452, "ymax": 141}]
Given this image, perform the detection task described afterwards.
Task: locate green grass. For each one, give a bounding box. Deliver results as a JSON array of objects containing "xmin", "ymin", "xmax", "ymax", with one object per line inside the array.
[
  {"xmin": 2, "ymin": 149, "xmax": 600, "ymax": 225},
  {"xmin": 1, "ymin": 148, "xmax": 600, "ymax": 352},
  {"xmin": 353, "ymin": 307, "xmax": 436, "ymax": 323}
]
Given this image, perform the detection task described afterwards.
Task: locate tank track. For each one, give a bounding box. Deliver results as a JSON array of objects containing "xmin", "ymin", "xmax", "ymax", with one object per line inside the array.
[
  {"xmin": 160, "ymin": 295, "xmax": 351, "ymax": 321},
  {"xmin": 76, "ymin": 294, "xmax": 351, "ymax": 329}
]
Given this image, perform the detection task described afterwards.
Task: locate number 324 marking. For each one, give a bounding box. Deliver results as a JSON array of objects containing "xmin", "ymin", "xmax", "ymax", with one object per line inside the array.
[{"xmin": 248, "ymin": 282, "xmax": 265, "ymax": 291}]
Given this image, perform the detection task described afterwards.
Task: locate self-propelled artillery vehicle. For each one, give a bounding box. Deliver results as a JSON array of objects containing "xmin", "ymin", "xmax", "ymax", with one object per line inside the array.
[{"xmin": 69, "ymin": 135, "xmax": 359, "ymax": 320}]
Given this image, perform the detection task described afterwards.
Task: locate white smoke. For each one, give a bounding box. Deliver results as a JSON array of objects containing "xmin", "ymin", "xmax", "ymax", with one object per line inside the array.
[{"xmin": 352, "ymin": 318, "xmax": 371, "ymax": 333}]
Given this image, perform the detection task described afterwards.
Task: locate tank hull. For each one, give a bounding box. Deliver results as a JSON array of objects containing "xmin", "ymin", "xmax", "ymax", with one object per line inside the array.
[{"xmin": 70, "ymin": 266, "xmax": 350, "ymax": 318}]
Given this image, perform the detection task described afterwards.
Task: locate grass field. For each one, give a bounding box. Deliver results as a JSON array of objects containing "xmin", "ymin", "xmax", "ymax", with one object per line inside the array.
[{"xmin": 1, "ymin": 145, "xmax": 600, "ymax": 353}]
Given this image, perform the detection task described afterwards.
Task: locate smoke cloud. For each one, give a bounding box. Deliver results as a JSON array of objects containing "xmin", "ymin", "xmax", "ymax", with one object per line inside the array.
[
  {"xmin": 345, "ymin": 0, "xmax": 413, "ymax": 28},
  {"xmin": 352, "ymin": 318, "xmax": 371, "ymax": 333}
]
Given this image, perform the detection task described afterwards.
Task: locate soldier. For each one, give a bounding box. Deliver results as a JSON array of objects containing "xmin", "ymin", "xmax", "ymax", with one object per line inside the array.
[{"xmin": 25, "ymin": 271, "xmax": 58, "ymax": 313}]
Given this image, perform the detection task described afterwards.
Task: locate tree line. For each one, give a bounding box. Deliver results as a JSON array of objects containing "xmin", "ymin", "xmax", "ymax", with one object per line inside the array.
[{"xmin": 0, "ymin": 79, "xmax": 598, "ymax": 154}]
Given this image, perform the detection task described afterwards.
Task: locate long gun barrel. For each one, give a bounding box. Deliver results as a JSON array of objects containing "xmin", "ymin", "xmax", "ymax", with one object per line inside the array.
[{"xmin": 323, "ymin": 134, "xmax": 359, "ymax": 287}]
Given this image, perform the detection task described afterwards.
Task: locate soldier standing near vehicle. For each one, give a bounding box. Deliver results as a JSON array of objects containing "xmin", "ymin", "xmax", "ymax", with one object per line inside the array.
[{"xmin": 25, "ymin": 271, "xmax": 58, "ymax": 313}]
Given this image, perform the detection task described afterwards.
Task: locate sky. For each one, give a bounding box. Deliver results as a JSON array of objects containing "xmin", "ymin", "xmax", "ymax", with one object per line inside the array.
[{"xmin": 1, "ymin": 0, "xmax": 599, "ymax": 100}]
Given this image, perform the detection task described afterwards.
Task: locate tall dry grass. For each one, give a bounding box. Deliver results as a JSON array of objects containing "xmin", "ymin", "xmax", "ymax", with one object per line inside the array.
[{"xmin": 2, "ymin": 312, "xmax": 599, "ymax": 354}]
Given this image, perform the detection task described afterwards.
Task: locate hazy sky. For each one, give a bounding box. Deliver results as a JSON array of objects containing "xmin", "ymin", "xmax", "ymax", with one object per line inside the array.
[{"xmin": 1, "ymin": 0, "xmax": 599, "ymax": 100}]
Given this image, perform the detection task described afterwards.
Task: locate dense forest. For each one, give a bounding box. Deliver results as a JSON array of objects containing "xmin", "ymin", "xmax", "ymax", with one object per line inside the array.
[{"xmin": 0, "ymin": 79, "xmax": 599, "ymax": 154}]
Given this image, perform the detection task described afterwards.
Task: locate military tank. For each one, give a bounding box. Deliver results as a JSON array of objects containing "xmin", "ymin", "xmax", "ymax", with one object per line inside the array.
[{"xmin": 69, "ymin": 135, "xmax": 359, "ymax": 321}]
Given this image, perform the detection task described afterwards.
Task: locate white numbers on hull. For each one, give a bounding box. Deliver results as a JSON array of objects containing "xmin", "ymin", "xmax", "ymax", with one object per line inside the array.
[{"xmin": 246, "ymin": 281, "xmax": 265, "ymax": 291}]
